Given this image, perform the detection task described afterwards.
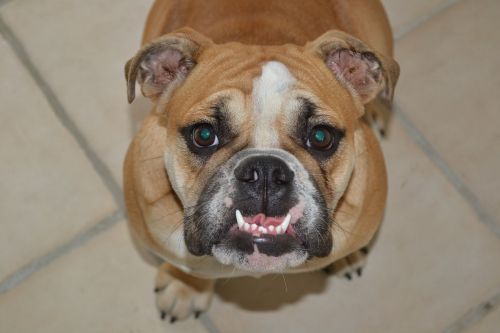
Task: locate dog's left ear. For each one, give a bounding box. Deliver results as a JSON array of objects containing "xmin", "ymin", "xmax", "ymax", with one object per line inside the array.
[
  {"xmin": 305, "ymin": 30, "xmax": 399, "ymax": 106},
  {"xmin": 125, "ymin": 28, "xmax": 213, "ymax": 103}
]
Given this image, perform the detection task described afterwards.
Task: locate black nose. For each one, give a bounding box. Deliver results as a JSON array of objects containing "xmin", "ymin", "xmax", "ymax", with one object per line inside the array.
[{"xmin": 234, "ymin": 156, "xmax": 294, "ymax": 215}]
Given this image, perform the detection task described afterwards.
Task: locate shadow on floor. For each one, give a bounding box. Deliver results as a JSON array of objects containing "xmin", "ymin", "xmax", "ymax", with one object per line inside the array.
[{"xmin": 215, "ymin": 271, "xmax": 332, "ymax": 311}]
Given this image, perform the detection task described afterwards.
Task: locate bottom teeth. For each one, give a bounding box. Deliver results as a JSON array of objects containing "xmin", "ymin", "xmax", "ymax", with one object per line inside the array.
[{"xmin": 235, "ymin": 210, "xmax": 291, "ymax": 235}]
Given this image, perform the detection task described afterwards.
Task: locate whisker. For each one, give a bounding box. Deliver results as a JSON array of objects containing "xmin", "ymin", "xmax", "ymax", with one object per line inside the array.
[{"xmin": 280, "ymin": 273, "xmax": 288, "ymax": 293}]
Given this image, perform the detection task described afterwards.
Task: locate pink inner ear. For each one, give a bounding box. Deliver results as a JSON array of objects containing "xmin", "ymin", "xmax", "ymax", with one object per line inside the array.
[
  {"xmin": 326, "ymin": 49, "xmax": 381, "ymax": 101},
  {"xmin": 141, "ymin": 48, "xmax": 188, "ymax": 87}
]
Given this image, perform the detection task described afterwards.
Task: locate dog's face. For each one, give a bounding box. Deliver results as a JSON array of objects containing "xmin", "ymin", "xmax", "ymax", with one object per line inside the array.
[{"xmin": 126, "ymin": 29, "xmax": 399, "ymax": 273}]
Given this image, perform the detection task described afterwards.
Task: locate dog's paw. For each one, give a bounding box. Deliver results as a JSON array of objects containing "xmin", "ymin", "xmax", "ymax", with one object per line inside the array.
[
  {"xmin": 322, "ymin": 246, "xmax": 369, "ymax": 280},
  {"xmin": 154, "ymin": 263, "xmax": 215, "ymax": 323}
]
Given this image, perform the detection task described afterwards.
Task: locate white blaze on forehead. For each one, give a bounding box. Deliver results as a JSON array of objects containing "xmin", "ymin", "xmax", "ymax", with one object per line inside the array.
[{"xmin": 252, "ymin": 61, "xmax": 296, "ymax": 147}]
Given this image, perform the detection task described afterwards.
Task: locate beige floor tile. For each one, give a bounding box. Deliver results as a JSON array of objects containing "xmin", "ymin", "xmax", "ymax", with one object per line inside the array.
[
  {"xmin": 395, "ymin": 0, "xmax": 500, "ymax": 226},
  {"xmin": 0, "ymin": 0, "xmax": 155, "ymax": 185},
  {"xmin": 207, "ymin": 121, "xmax": 500, "ymax": 333},
  {"xmin": 0, "ymin": 222, "xmax": 208, "ymax": 333},
  {"xmin": 0, "ymin": 37, "xmax": 116, "ymax": 281},
  {"xmin": 469, "ymin": 304, "xmax": 500, "ymax": 333},
  {"xmin": 381, "ymin": 0, "xmax": 451, "ymax": 37}
]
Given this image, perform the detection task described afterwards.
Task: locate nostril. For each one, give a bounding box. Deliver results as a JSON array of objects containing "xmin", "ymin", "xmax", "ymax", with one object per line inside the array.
[
  {"xmin": 235, "ymin": 166, "xmax": 260, "ymax": 183},
  {"xmin": 272, "ymin": 168, "xmax": 293, "ymax": 185},
  {"xmin": 252, "ymin": 170, "xmax": 259, "ymax": 182},
  {"xmin": 235, "ymin": 156, "xmax": 293, "ymax": 186},
  {"xmin": 272, "ymin": 169, "xmax": 285, "ymax": 185}
]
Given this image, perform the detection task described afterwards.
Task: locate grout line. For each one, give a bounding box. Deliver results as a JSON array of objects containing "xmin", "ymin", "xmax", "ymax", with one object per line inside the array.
[
  {"xmin": 391, "ymin": 0, "xmax": 500, "ymax": 236},
  {"xmin": 0, "ymin": 3, "xmax": 492, "ymax": 333},
  {"xmin": 0, "ymin": 15, "xmax": 124, "ymax": 209},
  {"xmin": 393, "ymin": 0, "xmax": 464, "ymax": 40},
  {"xmin": 394, "ymin": 106, "xmax": 500, "ymax": 238},
  {"xmin": 393, "ymin": 8, "xmax": 500, "ymax": 333},
  {"xmin": 0, "ymin": 210, "xmax": 124, "ymax": 294},
  {"xmin": 199, "ymin": 313, "xmax": 222, "ymax": 333},
  {"xmin": 442, "ymin": 290, "xmax": 500, "ymax": 333},
  {"xmin": 0, "ymin": 11, "xmax": 221, "ymax": 331}
]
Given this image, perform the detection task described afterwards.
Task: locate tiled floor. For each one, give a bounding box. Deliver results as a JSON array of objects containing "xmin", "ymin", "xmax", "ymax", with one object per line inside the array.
[{"xmin": 0, "ymin": 0, "xmax": 498, "ymax": 332}]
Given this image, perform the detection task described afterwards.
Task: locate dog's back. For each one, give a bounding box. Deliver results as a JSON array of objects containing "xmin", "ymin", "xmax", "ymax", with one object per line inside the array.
[{"xmin": 143, "ymin": 0, "xmax": 393, "ymax": 56}]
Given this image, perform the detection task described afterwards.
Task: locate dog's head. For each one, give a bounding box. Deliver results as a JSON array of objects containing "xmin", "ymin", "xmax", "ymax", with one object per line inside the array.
[{"xmin": 125, "ymin": 28, "xmax": 399, "ymax": 273}]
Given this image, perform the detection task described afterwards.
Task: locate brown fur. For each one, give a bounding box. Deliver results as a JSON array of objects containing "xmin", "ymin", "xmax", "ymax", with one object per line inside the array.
[
  {"xmin": 123, "ymin": 0, "xmax": 398, "ymax": 319},
  {"xmin": 143, "ymin": 0, "xmax": 393, "ymax": 52}
]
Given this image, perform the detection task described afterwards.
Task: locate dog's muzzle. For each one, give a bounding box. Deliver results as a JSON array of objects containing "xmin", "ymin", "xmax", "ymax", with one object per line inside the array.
[
  {"xmin": 228, "ymin": 155, "xmax": 301, "ymax": 256},
  {"xmin": 183, "ymin": 148, "xmax": 332, "ymax": 272}
]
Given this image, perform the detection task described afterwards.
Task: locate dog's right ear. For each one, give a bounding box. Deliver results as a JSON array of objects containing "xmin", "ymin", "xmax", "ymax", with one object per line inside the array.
[{"xmin": 125, "ymin": 28, "xmax": 213, "ymax": 103}]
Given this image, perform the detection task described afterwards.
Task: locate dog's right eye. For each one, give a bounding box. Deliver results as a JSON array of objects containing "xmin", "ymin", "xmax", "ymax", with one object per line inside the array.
[{"xmin": 192, "ymin": 124, "xmax": 219, "ymax": 148}]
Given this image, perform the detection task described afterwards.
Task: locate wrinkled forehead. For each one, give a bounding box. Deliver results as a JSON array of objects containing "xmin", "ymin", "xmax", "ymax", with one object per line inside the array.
[{"xmin": 168, "ymin": 43, "xmax": 355, "ymax": 131}]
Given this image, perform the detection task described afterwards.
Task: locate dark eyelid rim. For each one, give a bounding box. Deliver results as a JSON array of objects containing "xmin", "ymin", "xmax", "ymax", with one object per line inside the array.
[
  {"xmin": 179, "ymin": 98, "xmax": 235, "ymax": 158},
  {"xmin": 295, "ymin": 97, "xmax": 345, "ymax": 160}
]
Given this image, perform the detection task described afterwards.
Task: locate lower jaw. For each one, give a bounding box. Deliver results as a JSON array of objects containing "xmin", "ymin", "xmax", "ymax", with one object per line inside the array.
[
  {"xmin": 212, "ymin": 244, "xmax": 308, "ymax": 273},
  {"xmin": 221, "ymin": 228, "xmax": 304, "ymax": 256}
]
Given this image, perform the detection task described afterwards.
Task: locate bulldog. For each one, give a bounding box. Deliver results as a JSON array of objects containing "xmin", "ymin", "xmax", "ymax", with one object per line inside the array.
[{"xmin": 123, "ymin": 0, "xmax": 399, "ymax": 322}]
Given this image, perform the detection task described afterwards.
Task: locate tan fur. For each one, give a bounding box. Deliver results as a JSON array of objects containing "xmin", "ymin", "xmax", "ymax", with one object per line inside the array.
[
  {"xmin": 142, "ymin": 0, "xmax": 393, "ymax": 53},
  {"xmin": 123, "ymin": 0, "xmax": 397, "ymax": 318}
]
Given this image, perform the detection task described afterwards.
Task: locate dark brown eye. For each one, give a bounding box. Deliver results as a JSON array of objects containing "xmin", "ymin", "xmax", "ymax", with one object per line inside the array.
[
  {"xmin": 192, "ymin": 124, "xmax": 219, "ymax": 147},
  {"xmin": 307, "ymin": 126, "xmax": 334, "ymax": 150}
]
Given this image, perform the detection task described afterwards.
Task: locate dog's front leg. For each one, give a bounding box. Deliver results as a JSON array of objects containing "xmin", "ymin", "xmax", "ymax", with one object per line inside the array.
[
  {"xmin": 322, "ymin": 246, "xmax": 370, "ymax": 280},
  {"xmin": 154, "ymin": 262, "xmax": 215, "ymax": 323}
]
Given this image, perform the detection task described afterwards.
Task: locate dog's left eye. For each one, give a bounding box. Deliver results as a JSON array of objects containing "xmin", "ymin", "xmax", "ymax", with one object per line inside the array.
[
  {"xmin": 192, "ymin": 124, "xmax": 219, "ymax": 147},
  {"xmin": 307, "ymin": 125, "xmax": 335, "ymax": 150}
]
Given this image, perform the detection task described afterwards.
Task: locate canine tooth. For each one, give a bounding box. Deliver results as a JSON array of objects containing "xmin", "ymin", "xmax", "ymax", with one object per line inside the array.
[
  {"xmin": 244, "ymin": 223, "xmax": 250, "ymax": 231},
  {"xmin": 281, "ymin": 214, "xmax": 291, "ymax": 232},
  {"xmin": 251, "ymin": 224, "xmax": 257, "ymax": 231},
  {"xmin": 276, "ymin": 226, "xmax": 283, "ymax": 234},
  {"xmin": 268, "ymin": 225, "xmax": 275, "ymax": 232},
  {"xmin": 236, "ymin": 210, "xmax": 244, "ymax": 229}
]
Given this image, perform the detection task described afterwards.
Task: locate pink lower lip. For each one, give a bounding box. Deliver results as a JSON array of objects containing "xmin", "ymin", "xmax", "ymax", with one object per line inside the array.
[
  {"xmin": 235, "ymin": 216, "xmax": 298, "ymax": 238},
  {"xmin": 233, "ymin": 201, "xmax": 305, "ymax": 237},
  {"xmin": 243, "ymin": 213, "xmax": 286, "ymax": 227}
]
